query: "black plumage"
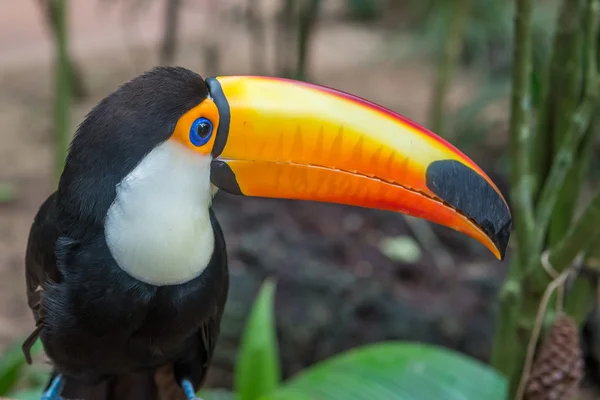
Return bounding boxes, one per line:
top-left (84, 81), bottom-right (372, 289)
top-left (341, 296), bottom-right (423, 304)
top-left (23, 67), bottom-right (229, 400)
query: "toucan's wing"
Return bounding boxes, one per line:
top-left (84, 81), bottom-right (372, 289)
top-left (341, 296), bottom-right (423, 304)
top-left (198, 274), bottom-right (229, 385)
top-left (154, 277), bottom-right (229, 400)
top-left (196, 209), bottom-right (230, 388)
top-left (23, 192), bottom-right (62, 363)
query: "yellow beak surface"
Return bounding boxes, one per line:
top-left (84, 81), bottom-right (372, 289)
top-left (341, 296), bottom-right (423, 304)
top-left (206, 76), bottom-right (512, 260)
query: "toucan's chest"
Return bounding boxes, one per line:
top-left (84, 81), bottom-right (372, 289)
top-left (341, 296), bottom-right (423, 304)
top-left (41, 209), bottom-right (228, 378)
top-left (104, 141), bottom-right (216, 286)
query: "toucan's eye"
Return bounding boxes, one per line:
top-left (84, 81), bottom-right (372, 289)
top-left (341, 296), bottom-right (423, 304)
top-left (189, 117), bottom-right (213, 147)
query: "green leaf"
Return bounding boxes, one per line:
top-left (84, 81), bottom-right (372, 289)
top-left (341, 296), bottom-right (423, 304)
top-left (8, 387), bottom-right (44, 400)
top-left (197, 388), bottom-right (237, 400)
top-left (264, 342), bottom-right (507, 400)
top-left (0, 337), bottom-right (43, 395)
top-left (235, 279), bottom-right (281, 400)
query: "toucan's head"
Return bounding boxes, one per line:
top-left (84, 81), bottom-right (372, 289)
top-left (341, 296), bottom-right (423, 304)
top-left (57, 66), bottom-right (511, 284)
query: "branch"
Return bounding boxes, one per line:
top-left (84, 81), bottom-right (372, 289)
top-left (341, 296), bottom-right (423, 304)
top-left (509, 0), bottom-right (536, 268)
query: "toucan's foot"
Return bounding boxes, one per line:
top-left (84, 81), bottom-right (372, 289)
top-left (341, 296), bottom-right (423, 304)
top-left (41, 374), bottom-right (65, 400)
top-left (181, 378), bottom-right (202, 400)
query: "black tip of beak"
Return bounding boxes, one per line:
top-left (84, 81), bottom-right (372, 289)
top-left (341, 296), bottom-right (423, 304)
top-left (426, 160), bottom-right (512, 259)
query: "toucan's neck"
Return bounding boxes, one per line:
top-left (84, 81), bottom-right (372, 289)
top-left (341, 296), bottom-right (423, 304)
top-left (104, 140), bottom-right (215, 286)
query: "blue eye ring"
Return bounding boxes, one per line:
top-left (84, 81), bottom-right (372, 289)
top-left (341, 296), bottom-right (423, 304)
top-left (189, 117), bottom-right (213, 147)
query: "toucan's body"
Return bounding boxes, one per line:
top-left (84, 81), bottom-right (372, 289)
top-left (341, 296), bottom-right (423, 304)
top-left (25, 193), bottom-right (227, 399)
top-left (23, 67), bottom-right (511, 400)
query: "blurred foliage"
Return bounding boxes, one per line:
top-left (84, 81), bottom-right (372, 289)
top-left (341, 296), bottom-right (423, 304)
top-left (5, 280), bottom-right (507, 399)
top-left (416, 0), bottom-right (556, 153)
top-left (345, 0), bottom-right (383, 21)
top-left (418, 0), bottom-right (555, 76)
top-left (202, 279), bottom-right (507, 400)
top-left (0, 183), bottom-right (15, 204)
top-left (235, 279), bottom-right (280, 400)
top-left (488, 0), bottom-right (600, 397)
top-left (428, 0), bottom-right (472, 137)
top-left (0, 338), bottom-right (46, 399)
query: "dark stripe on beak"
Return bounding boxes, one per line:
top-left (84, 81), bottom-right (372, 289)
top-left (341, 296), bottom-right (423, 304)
top-left (206, 77), bottom-right (231, 158)
top-left (210, 160), bottom-right (243, 195)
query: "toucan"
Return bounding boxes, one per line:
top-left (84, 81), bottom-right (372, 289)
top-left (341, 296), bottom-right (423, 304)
top-left (22, 66), bottom-right (511, 400)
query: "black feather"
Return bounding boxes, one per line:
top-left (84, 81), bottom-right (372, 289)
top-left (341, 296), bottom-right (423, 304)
top-left (24, 66), bottom-right (228, 400)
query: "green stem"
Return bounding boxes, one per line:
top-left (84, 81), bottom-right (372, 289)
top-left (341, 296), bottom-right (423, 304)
top-left (53, 0), bottom-right (70, 186)
top-left (492, 1), bottom-right (600, 397)
top-left (428, 0), bottom-right (472, 136)
top-left (534, 0), bottom-right (599, 252)
top-left (549, 189), bottom-right (600, 271)
top-left (508, 0), bottom-right (536, 268)
top-left (565, 229), bottom-right (600, 323)
top-left (533, 78), bottom-right (599, 254)
top-left (491, 0), bottom-right (535, 389)
top-left (548, 0), bottom-right (589, 247)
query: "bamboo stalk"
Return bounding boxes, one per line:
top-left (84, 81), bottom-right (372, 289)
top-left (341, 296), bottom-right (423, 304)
top-left (531, 0), bottom-right (598, 254)
top-left (548, 0), bottom-right (588, 246)
top-left (492, 1), bottom-right (600, 397)
top-left (564, 231), bottom-right (600, 323)
top-left (508, 0), bottom-right (536, 267)
top-left (533, 70), bottom-right (599, 254)
top-left (490, 0), bottom-right (535, 387)
top-left (549, 188), bottom-right (600, 271)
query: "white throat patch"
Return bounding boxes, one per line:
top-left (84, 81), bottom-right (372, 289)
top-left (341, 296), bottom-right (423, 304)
top-left (105, 140), bottom-right (215, 286)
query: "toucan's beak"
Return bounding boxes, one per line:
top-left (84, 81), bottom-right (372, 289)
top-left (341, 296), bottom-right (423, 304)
top-left (206, 76), bottom-right (512, 260)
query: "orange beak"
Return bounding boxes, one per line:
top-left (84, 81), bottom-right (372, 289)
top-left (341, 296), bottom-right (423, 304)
top-left (207, 76), bottom-right (512, 260)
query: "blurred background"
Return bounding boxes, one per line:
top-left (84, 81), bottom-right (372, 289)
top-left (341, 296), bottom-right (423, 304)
top-left (0, 0), bottom-right (598, 398)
